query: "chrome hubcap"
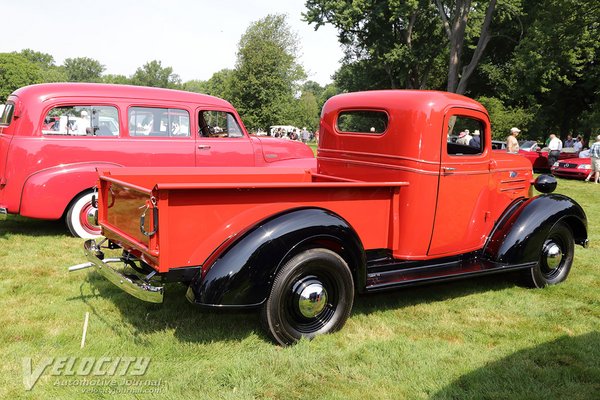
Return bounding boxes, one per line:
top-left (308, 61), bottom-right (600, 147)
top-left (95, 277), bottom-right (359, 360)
top-left (544, 242), bottom-right (563, 270)
top-left (297, 282), bottom-right (328, 318)
top-left (85, 205), bottom-right (98, 228)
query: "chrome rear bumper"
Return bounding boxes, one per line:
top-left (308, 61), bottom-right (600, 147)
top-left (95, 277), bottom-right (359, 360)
top-left (68, 239), bottom-right (164, 303)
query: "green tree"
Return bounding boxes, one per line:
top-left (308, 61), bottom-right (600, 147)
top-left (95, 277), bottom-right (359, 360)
top-left (103, 74), bottom-right (131, 85)
top-left (508, 0), bottom-right (600, 138)
top-left (305, 0), bottom-right (523, 94)
top-left (198, 69), bottom-right (234, 99)
top-left (18, 49), bottom-right (55, 69)
top-left (292, 91), bottom-right (320, 131)
top-left (477, 96), bottom-right (534, 140)
top-left (182, 79), bottom-right (207, 94)
top-left (63, 57), bottom-right (105, 82)
top-left (305, 0), bottom-right (447, 90)
top-left (319, 83), bottom-right (341, 108)
top-left (229, 14), bottom-right (306, 130)
top-left (131, 60), bottom-right (181, 88)
top-left (183, 70), bottom-right (234, 100)
top-left (0, 53), bottom-right (42, 101)
top-left (17, 49), bottom-right (67, 82)
top-left (434, 0), bottom-right (500, 93)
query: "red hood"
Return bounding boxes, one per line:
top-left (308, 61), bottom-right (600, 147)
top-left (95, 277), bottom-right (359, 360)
top-left (252, 136), bottom-right (315, 164)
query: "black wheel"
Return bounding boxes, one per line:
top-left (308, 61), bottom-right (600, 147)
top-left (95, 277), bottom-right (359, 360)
top-left (260, 248), bottom-right (354, 345)
top-left (526, 222), bottom-right (574, 288)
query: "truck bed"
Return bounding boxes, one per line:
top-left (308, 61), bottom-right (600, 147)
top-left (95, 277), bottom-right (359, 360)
top-left (96, 167), bottom-right (408, 273)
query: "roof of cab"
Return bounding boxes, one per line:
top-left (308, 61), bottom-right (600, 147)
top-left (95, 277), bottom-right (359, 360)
top-left (322, 90), bottom-right (487, 115)
top-left (10, 82), bottom-right (233, 108)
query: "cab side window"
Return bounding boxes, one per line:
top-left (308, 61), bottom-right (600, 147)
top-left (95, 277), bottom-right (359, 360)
top-left (446, 115), bottom-right (484, 155)
top-left (129, 107), bottom-right (190, 137)
top-left (198, 111), bottom-right (243, 138)
top-left (42, 106), bottom-right (119, 136)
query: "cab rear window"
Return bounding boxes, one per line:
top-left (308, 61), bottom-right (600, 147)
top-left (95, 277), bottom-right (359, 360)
top-left (336, 110), bottom-right (388, 134)
top-left (0, 103), bottom-right (14, 125)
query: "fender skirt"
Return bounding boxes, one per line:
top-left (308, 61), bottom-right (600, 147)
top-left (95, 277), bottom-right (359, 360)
top-left (483, 194), bottom-right (588, 264)
top-left (186, 208), bottom-right (365, 308)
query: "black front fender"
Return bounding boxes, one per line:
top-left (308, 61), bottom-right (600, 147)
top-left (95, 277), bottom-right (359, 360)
top-left (483, 194), bottom-right (587, 264)
top-left (186, 208), bottom-right (365, 308)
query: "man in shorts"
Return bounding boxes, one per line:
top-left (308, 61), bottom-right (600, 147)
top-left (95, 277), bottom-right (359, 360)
top-left (585, 134), bottom-right (600, 183)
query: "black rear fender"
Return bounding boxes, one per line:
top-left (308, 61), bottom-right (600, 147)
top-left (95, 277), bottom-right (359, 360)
top-left (186, 208), bottom-right (365, 307)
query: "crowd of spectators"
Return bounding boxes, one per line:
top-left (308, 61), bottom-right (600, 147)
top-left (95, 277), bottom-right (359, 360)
top-left (271, 127), bottom-right (317, 143)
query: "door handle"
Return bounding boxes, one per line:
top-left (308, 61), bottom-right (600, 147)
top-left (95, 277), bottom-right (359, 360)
top-left (442, 167), bottom-right (456, 172)
top-left (198, 145), bottom-right (211, 150)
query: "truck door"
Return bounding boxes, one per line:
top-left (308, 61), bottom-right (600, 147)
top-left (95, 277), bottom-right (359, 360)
top-left (196, 110), bottom-right (255, 166)
top-left (428, 109), bottom-right (493, 256)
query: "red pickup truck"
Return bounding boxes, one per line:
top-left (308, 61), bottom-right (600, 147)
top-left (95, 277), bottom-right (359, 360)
top-left (71, 90), bottom-right (588, 345)
top-left (0, 83), bottom-right (314, 237)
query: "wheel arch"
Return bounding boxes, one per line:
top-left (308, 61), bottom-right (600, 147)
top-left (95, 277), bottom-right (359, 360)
top-left (19, 162), bottom-right (121, 219)
top-left (186, 207), bottom-right (366, 308)
top-left (62, 187), bottom-right (95, 219)
top-left (483, 194), bottom-right (587, 264)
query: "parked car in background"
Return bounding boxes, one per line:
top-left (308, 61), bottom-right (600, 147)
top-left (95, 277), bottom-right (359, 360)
top-left (0, 83), bottom-right (315, 238)
top-left (519, 145), bottom-right (579, 171)
top-left (491, 140), bottom-right (506, 150)
top-left (551, 157), bottom-right (592, 180)
top-left (519, 140), bottom-right (540, 152)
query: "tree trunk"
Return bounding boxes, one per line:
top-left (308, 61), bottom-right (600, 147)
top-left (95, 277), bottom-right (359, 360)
top-left (456, 0), bottom-right (497, 94)
top-left (436, 0), bottom-right (497, 94)
top-left (436, 0), bottom-right (471, 93)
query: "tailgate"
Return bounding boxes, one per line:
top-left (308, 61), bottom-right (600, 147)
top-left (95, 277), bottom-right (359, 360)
top-left (97, 175), bottom-right (156, 260)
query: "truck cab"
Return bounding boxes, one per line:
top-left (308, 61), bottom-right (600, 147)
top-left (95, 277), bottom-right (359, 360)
top-left (317, 90), bottom-right (533, 258)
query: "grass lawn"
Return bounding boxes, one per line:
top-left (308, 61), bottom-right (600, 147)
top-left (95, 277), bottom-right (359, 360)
top-left (1, 177), bottom-right (598, 399)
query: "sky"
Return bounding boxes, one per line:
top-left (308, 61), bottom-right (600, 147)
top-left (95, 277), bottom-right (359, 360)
top-left (1, 0), bottom-right (344, 86)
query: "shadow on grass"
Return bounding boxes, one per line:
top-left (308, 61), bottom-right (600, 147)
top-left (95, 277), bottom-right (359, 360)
top-left (73, 275), bottom-right (263, 345)
top-left (431, 332), bottom-right (600, 399)
top-left (74, 268), bottom-right (524, 345)
top-left (0, 215), bottom-right (68, 238)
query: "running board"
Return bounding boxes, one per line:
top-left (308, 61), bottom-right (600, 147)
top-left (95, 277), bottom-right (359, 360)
top-left (365, 258), bottom-right (535, 292)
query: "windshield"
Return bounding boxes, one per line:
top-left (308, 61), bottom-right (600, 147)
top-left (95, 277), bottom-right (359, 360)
top-left (0, 103), bottom-right (14, 125)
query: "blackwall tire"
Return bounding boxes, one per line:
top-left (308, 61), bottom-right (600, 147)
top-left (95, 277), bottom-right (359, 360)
top-left (66, 191), bottom-right (101, 238)
top-left (260, 248), bottom-right (354, 345)
top-left (526, 221), bottom-right (574, 288)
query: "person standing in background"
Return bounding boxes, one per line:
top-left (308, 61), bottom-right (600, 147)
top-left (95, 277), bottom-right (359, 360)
top-left (564, 134), bottom-right (574, 148)
top-left (547, 133), bottom-right (563, 168)
top-left (573, 135), bottom-right (583, 153)
top-left (469, 129), bottom-right (481, 148)
top-left (507, 127), bottom-right (520, 153)
top-left (585, 135), bottom-right (600, 183)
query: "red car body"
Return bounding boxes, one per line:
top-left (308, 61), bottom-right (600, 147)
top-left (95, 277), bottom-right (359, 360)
top-left (72, 90), bottom-right (588, 344)
top-left (518, 146), bottom-right (579, 171)
top-left (551, 157), bottom-right (592, 179)
top-left (0, 83), bottom-right (315, 237)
